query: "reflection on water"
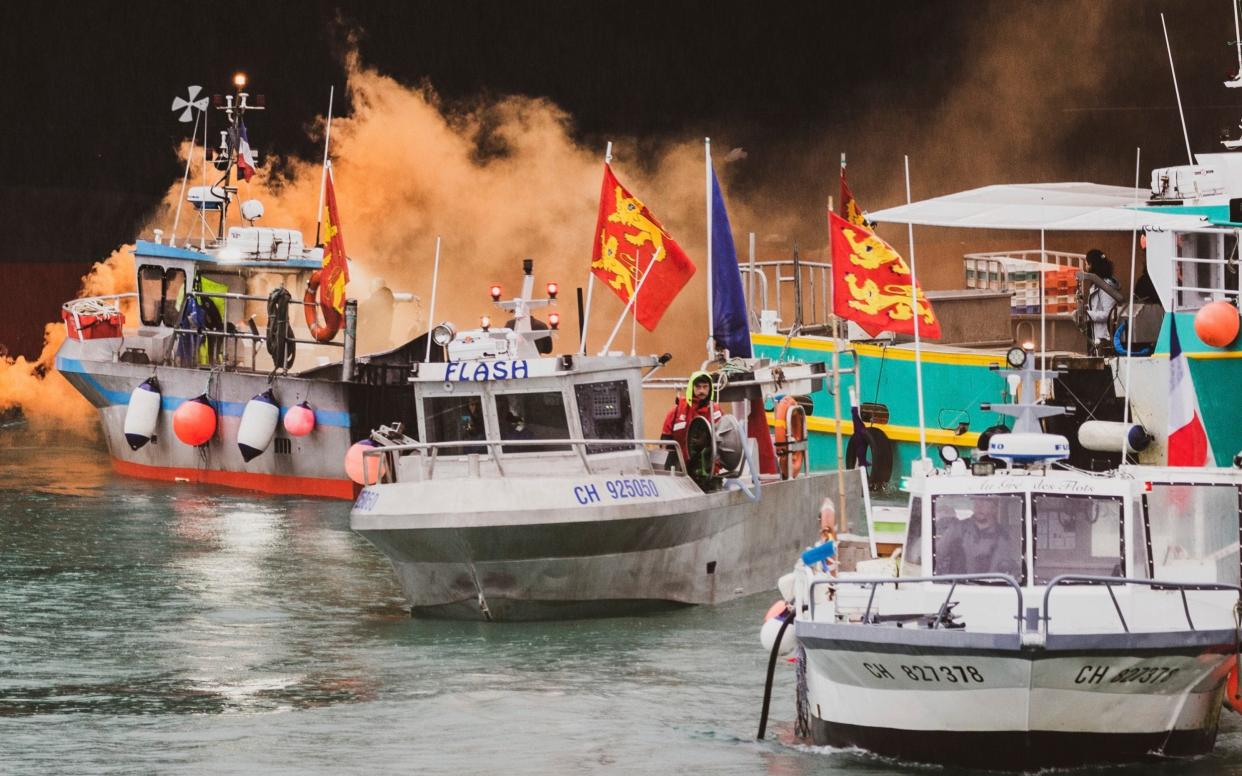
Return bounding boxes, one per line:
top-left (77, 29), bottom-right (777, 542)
top-left (0, 430), bottom-right (1240, 774)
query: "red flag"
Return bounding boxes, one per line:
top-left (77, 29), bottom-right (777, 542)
top-left (320, 167), bottom-right (349, 314)
top-left (839, 165), bottom-right (867, 227)
top-left (829, 211), bottom-right (941, 339)
top-left (590, 164), bottom-right (696, 330)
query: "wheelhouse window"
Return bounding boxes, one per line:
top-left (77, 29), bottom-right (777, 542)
top-left (162, 270), bottom-right (187, 326)
top-left (1032, 494), bottom-right (1123, 584)
top-left (932, 494), bottom-right (1025, 582)
top-left (494, 391), bottom-right (571, 454)
top-left (138, 265), bottom-right (187, 327)
top-left (574, 380), bottom-right (633, 454)
top-left (1144, 484), bottom-right (1241, 586)
top-left (422, 394), bottom-right (486, 456)
top-left (900, 496), bottom-right (923, 577)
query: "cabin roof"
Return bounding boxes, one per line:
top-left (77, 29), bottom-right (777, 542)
top-left (133, 240), bottom-right (321, 270)
top-left (869, 183), bottom-right (1213, 232)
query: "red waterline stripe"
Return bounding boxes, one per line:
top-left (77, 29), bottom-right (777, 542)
top-left (111, 458), bottom-right (359, 500)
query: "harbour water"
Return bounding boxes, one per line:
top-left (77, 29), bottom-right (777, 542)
top-left (3, 433), bottom-right (1241, 774)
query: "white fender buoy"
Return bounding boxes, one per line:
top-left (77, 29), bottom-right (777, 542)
top-left (123, 377), bottom-right (162, 450)
top-left (238, 389), bottom-right (280, 462)
top-left (759, 617), bottom-right (795, 657)
top-left (1078, 420), bottom-right (1150, 454)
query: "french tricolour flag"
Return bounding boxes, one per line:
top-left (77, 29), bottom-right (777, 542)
top-left (236, 121), bottom-right (257, 182)
top-left (1168, 318), bottom-right (1212, 466)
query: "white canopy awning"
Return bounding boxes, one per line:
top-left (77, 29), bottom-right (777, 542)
top-left (867, 183), bottom-right (1213, 231)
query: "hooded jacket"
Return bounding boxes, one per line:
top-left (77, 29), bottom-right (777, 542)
top-left (661, 370), bottom-right (723, 465)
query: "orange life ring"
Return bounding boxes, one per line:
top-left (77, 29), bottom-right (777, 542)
top-left (304, 270), bottom-right (342, 343)
top-left (774, 395), bottom-right (806, 479)
top-left (1227, 664), bottom-right (1242, 715)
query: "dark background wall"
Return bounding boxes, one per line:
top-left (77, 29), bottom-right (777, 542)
top-left (2, 0), bottom-right (1237, 357)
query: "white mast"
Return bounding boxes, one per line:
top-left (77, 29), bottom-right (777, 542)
top-left (1121, 148), bottom-right (1142, 451)
top-left (170, 109), bottom-right (202, 247)
top-left (904, 156), bottom-right (928, 464)
top-left (424, 235), bottom-right (442, 363)
top-left (1161, 13), bottom-right (1195, 165)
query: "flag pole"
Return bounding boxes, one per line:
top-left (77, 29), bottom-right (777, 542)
top-left (424, 235), bottom-right (442, 363)
top-left (1121, 147), bottom-right (1142, 452)
top-left (315, 85), bottom-right (335, 246)
top-left (706, 137), bottom-right (715, 360)
top-left (599, 248), bottom-right (660, 355)
top-left (630, 249), bottom-right (641, 356)
top-left (832, 154), bottom-right (848, 531)
top-left (904, 155), bottom-right (928, 465)
top-left (580, 141), bottom-right (611, 356)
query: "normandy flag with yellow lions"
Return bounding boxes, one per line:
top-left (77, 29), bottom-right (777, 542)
top-left (829, 211), bottom-right (941, 339)
top-left (590, 164), bottom-right (696, 330)
top-left (320, 164), bottom-right (349, 314)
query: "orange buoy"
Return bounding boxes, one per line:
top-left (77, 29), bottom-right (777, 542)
top-left (172, 394), bottom-right (216, 447)
top-left (283, 401), bottom-right (316, 437)
top-left (345, 440), bottom-right (381, 485)
top-left (774, 395), bottom-right (807, 479)
top-left (1193, 301), bottom-right (1239, 348)
top-left (1227, 665), bottom-right (1242, 715)
top-left (304, 270), bottom-right (342, 343)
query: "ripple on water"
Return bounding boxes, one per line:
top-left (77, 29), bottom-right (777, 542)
top-left (4, 438), bottom-right (1242, 774)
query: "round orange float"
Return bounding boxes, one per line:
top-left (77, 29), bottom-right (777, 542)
top-left (345, 439), bottom-right (381, 485)
top-left (1193, 301), bottom-right (1240, 348)
top-left (283, 401), bottom-right (316, 437)
top-left (173, 394), bottom-right (216, 447)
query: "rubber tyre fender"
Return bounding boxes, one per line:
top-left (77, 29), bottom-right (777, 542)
top-left (847, 426), bottom-right (893, 491)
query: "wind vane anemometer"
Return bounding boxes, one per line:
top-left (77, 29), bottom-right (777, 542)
top-left (171, 85), bottom-right (208, 123)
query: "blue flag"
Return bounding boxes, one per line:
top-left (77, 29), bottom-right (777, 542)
top-left (710, 169), bottom-right (752, 358)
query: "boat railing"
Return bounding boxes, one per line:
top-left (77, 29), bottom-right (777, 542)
top-left (360, 437), bottom-right (688, 484)
top-left (809, 573), bottom-right (1025, 635)
top-left (1170, 249), bottom-right (1242, 312)
top-left (65, 289), bottom-right (345, 371)
top-left (1041, 574), bottom-right (1242, 634)
top-left (739, 260), bottom-right (833, 332)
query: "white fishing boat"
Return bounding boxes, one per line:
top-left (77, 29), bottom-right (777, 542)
top-left (349, 259), bottom-right (867, 620)
top-left (769, 346), bottom-right (1242, 769)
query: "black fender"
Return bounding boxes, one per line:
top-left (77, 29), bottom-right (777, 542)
top-left (847, 425), bottom-right (893, 491)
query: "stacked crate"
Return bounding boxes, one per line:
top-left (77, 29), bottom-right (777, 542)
top-left (964, 253), bottom-right (1083, 316)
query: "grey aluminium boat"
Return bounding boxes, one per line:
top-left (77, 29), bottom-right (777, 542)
top-left (351, 266), bottom-right (857, 620)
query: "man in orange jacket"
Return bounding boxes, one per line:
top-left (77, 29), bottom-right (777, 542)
top-left (661, 370), bottom-right (722, 472)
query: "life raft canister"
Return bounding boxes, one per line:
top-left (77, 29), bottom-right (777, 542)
top-left (304, 270), bottom-right (342, 343)
top-left (774, 395), bottom-right (807, 480)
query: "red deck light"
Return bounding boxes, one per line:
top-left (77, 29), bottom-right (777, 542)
top-left (546, 282), bottom-right (559, 300)
top-left (548, 311), bottom-right (560, 330)
top-left (489, 284), bottom-right (502, 302)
